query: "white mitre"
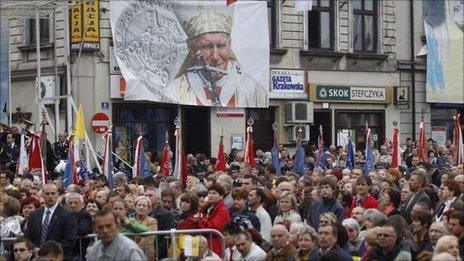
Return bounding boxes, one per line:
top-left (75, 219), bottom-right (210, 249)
top-left (174, 1), bottom-right (234, 39)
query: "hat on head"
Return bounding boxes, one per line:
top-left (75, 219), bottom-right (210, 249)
top-left (175, 1), bottom-right (234, 39)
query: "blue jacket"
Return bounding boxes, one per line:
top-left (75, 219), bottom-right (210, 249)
top-left (306, 197), bottom-right (344, 229)
top-left (310, 244), bottom-right (352, 261)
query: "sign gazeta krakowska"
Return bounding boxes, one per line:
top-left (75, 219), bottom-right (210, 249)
top-left (91, 113), bottom-right (109, 134)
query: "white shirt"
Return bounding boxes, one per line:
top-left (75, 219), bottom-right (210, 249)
top-left (241, 242), bottom-right (267, 261)
top-left (254, 205), bottom-right (272, 242)
top-left (42, 202), bottom-right (58, 224)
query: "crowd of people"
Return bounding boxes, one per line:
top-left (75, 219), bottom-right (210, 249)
top-left (0, 125), bottom-right (464, 261)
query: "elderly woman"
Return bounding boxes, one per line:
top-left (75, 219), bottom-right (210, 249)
top-left (434, 235), bottom-right (461, 260)
top-left (274, 191), bottom-right (302, 225)
top-left (343, 218), bottom-right (362, 251)
top-left (296, 225), bottom-right (317, 261)
top-left (20, 197), bottom-right (41, 232)
top-left (111, 197), bottom-right (148, 234)
top-left (134, 196), bottom-right (157, 260)
top-left (0, 196), bottom-right (23, 238)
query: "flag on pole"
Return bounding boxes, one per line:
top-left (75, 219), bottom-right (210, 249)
top-left (16, 134), bottom-right (28, 176)
top-left (391, 127), bottom-right (400, 168)
top-left (271, 133), bottom-right (282, 177)
top-left (295, 0), bottom-right (313, 12)
top-left (418, 121), bottom-right (428, 162)
top-left (74, 104), bottom-right (86, 177)
top-left (173, 127), bottom-right (188, 185)
top-left (28, 134), bottom-right (47, 185)
top-left (364, 124), bottom-right (374, 174)
top-left (159, 142), bottom-right (171, 177)
top-left (216, 135), bottom-right (226, 172)
top-left (347, 136), bottom-right (355, 169)
top-left (226, 0), bottom-right (237, 6)
top-left (244, 125), bottom-right (255, 168)
top-left (133, 136), bottom-right (151, 178)
top-left (316, 125), bottom-right (324, 168)
top-left (293, 130), bottom-right (305, 176)
top-left (102, 131), bottom-right (114, 190)
top-left (453, 114), bottom-right (464, 165)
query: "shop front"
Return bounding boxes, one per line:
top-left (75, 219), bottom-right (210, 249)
top-left (308, 70), bottom-right (399, 151)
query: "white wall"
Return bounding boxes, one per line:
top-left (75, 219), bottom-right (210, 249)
top-left (210, 108), bottom-right (246, 158)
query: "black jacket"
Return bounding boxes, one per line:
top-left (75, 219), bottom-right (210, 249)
top-left (25, 205), bottom-right (77, 259)
top-left (149, 205), bottom-right (177, 259)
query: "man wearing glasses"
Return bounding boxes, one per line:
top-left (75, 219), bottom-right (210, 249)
top-left (12, 236), bottom-right (35, 261)
top-left (369, 223), bottom-right (412, 260)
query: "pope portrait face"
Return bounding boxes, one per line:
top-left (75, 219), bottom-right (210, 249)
top-left (189, 32), bottom-right (231, 81)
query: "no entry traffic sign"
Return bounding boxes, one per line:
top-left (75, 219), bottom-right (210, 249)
top-left (91, 113), bottom-right (110, 134)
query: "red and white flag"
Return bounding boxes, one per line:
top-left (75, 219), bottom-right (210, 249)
top-left (418, 121), bottom-right (428, 162)
top-left (173, 127), bottom-right (188, 185)
top-left (391, 127), bottom-right (400, 168)
top-left (216, 135), bottom-right (226, 172)
top-left (28, 133), bottom-right (47, 185)
top-left (244, 125), bottom-right (255, 168)
top-left (453, 114), bottom-right (464, 165)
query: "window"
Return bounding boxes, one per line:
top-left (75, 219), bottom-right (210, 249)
top-left (353, 0), bottom-right (377, 52)
top-left (267, 0), bottom-right (277, 49)
top-left (308, 0), bottom-right (334, 50)
top-left (24, 18), bottom-right (51, 46)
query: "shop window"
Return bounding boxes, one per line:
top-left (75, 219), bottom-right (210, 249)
top-left (267, 0), bottom-right (285, 51)
top-left (353, 0), bottom-right (378, 52)
top-left (335, 110), bottom-right (384, 150)
top-left (24, 18), bottom-right (51, 46)
top-left (308, 0), bottom-right (335, 50)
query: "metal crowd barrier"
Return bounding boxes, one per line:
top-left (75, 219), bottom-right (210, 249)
top-left (1, 228), bottom-right (224, 261)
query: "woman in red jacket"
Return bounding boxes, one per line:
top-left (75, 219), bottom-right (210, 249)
top-left (177, 191), bottom-right (200, 229)
top-left (198, 183), bottom-right (231, 257)
top-left (347, 176), bottom-right (379, 217)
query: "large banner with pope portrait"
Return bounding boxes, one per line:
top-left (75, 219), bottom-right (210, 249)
top-left (110, 0), bottom-right (269, 108)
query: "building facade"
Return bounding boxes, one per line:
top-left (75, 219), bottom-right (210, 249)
top-left (5, 0), bottom-right (462, 166)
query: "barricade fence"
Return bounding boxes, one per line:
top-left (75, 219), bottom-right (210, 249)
top-left (1, 228), bottom-right (225, 261)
